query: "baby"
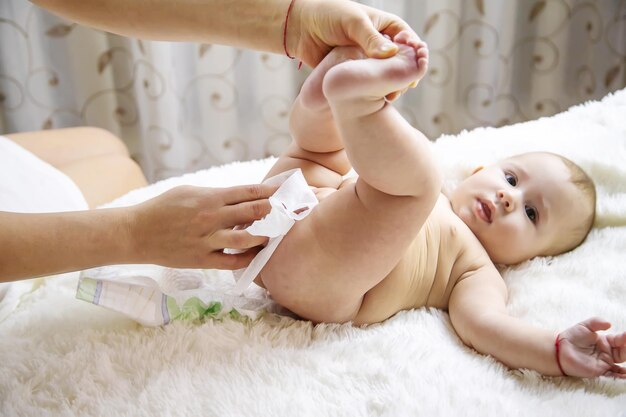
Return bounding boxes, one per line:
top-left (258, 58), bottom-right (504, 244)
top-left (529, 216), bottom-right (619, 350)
top-left (252, 31), bottom-right (625, 378)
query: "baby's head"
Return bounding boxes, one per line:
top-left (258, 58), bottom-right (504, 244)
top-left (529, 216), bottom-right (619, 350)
top-left (448, 152), bottom-right (596, 265)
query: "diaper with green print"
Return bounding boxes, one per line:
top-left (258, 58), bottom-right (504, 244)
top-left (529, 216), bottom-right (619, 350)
top-left (77, 265), bottom-right (279, 326)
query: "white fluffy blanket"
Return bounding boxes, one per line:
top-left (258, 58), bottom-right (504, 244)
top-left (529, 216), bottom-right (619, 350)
top-left (1, 89), bottom-right (625, 416)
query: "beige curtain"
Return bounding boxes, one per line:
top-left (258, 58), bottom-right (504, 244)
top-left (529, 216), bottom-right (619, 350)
top-left (1, 1), bottom-right (624, 181)
top-left (0, 1), bottom-right (302, 181)
top-left (370, 0), bottom-right (626, 139)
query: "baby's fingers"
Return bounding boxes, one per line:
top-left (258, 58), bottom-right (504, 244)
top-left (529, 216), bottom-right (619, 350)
top-left (605, 365), bottom-right (626, 379)
top-left (613, 332), bottom-right (626, 346)
top-left (607, 332), bottom-right (626, 363)
top-left (605, 331), bottom-right (626, 347)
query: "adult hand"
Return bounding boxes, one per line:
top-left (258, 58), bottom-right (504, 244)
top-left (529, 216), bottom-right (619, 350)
top-left (291, 0), bottom-right (420, 67)
top-left (128, 183), bottom-right (277, 270)
top-left (557, 317), bottom-right (626, 378)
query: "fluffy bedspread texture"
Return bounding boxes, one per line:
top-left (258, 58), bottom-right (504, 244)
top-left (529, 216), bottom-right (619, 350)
top-left (1, 89), bottom-right (626, 417)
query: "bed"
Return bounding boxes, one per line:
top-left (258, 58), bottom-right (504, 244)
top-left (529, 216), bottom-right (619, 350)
top-left (0, 88), bottom-right (624, 416)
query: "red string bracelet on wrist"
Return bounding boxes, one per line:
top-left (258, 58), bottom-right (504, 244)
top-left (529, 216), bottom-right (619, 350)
top-left (555, 334), bottom-right (566, 376)
top-left (283, 0), bottom-right (303, 69)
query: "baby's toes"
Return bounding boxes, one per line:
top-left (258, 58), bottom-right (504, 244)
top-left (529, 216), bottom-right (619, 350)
top-left (396, 31), bottom-right (427, 52)
top-left (393, 30), bottom-right (422, 47)
top-left (416, 43), bottom-right (429, 60)
top-left (416, 46), bottom-right (429, 79)
top-left (393, 30), bottom-right (411, 44)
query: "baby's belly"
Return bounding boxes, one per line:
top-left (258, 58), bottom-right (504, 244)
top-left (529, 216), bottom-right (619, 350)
top-left (353, 225), bottom-right (455, 325)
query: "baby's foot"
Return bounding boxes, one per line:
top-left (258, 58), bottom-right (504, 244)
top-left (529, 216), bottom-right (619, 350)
top-left (298, 46), bottom-right (366, 111)
top-left (322, 33), bottom-right (428, 109)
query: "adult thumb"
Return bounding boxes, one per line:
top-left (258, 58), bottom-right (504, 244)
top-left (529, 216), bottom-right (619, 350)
top-left (356, 24), bottom-right (398, 58)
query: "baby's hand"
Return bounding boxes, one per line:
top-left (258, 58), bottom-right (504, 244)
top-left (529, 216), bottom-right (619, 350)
top-left (557, 317), bottom-right (626, 378)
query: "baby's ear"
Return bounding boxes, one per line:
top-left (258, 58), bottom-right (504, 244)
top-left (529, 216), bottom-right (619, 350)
top-left (471, 166), bottom-right (484, 175)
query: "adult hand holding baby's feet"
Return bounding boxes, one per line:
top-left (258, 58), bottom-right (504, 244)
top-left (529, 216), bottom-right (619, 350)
top-left (318, 30), bottom-right (429, 119)
top-left (299, 31), bottom-right (428, 113)
top-left (557, 317), bottom-right (626, 378)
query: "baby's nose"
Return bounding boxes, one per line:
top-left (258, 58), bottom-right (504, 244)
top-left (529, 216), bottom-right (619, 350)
top-left (497, 190), bottom-right (515, 212)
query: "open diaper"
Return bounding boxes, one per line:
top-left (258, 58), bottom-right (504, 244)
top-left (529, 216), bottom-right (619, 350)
top-left (76, 169), bottom-right (318, 326)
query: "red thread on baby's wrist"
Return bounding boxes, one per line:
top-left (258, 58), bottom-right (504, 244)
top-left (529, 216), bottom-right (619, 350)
top-left (283, 0), bottom-right (303, 69)
top-left (555, 334), bottom-right (567, 376)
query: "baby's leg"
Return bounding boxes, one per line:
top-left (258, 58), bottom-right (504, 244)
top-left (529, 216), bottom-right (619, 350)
top-left (286, 41), bottom-right (422, 155)
top-left (291, 46), bottom-right (364, 151)
top-left (263, 47), bottom-right (365, 185)
top-left (260, 38), bottom-right (441, 324)
top-left (323, 38), bottom-right (430, 197)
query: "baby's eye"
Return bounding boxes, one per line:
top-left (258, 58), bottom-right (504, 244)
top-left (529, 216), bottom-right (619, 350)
top-left (505, 172), bottom-right (517, 186)
top-left (525, 206), bottom-right (537, 223)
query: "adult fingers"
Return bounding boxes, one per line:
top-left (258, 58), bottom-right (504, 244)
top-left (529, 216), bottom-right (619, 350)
top-left (364, 8), bottom-right (417, 56)
top-left (205, 248), bottom-right (261, 270)
top-left (219, 199), bottom-right (272, 228)
top-left (217, 183), bottom-right (278, 205)
top-left (348, 8), bottom-right (403, 58)
top-left (211, 228), bottom-right (269, 251)
top-left (358, 24), bottom-right (398, 58)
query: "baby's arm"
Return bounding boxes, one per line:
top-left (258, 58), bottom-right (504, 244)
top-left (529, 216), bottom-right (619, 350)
top-left (449, 267), bottom-right (626, 377)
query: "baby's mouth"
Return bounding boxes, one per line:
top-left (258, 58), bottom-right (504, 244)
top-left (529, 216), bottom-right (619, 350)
top-left (476, 199), bottom-right (492, 223)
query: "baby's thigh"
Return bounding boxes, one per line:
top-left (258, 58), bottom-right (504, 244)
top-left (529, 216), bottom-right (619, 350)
top-left (258, 225), bottom-right (367, 324)
top-left (258, 182), bottom-right (425, 324)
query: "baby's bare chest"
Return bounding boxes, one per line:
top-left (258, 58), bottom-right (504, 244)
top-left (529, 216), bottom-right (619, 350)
top-left (356, 205), bottom-right (470, 323)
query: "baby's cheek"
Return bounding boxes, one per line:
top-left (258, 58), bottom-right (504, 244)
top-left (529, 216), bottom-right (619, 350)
top-left (499, 222), bottom-right (528, 250)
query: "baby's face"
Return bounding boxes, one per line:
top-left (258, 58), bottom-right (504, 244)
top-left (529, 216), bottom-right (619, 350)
top-left (448, 153), bottom-right (585, 265)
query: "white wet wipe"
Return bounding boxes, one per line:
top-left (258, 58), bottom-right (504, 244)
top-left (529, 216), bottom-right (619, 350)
top-left (228, 169), bottom-right (319, 294)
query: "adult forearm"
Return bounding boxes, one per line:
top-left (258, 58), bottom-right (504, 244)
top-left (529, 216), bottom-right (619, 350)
top-left (471, 313), bottom-right (562, 376)
top-left (31, 0), bottom-right (292, 54)
top-left (0, 209), bottom-right (133, 281)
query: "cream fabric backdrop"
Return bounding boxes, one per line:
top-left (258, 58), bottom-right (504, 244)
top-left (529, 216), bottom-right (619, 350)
top-left (1, 0), bottom-right (625, 181)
